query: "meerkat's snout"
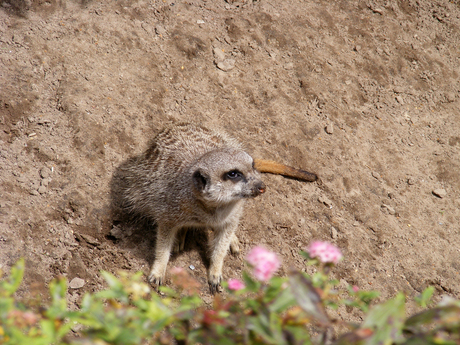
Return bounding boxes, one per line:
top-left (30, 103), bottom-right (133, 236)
top-left (252, 180), bottom-right (266, 196)
top-left (257, 181), bottom-right (266, 194)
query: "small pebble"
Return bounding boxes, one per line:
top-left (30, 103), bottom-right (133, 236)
top-left (110, 225), bottom-right (123, 239)
top-left (213, 47), bottom-right (225, 62)
top-left (189, 265), bottom-right (195, 270)
top-left (216, 59), bottom-right (235, 72)
top-left (395, 95), bottom-right (404, 104)
top-left (80, 234), bottom-right (100, 246)
top-left (330, 227), bottom-right (338, 239)
top-left (40, 167), bottom-right (50, 179)
top-left (325, 123), bottom-right (334, 134)
top-left (69, 277), bottom-right (85, 289)
top-left (445, 92), bottom-right (456, 103)
top-left (196, 19), bottom-right (205, 25)
top-left (432, 189), bottom-right (447, 198)
top-left (393, 86), bottom-right (404, 94)
top-left (407, 177), bottom-right (417, 185)
top-left (38, 185), bottom-right (47, 194)
top-left (381, 204), bottom-right (396, 215)
top-left (318, 195), bottom-right (333, 208)
top-left (155, 25), bottom-right (166, 36)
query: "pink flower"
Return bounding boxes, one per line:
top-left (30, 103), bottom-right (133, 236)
top-left (352, 285), bottom-right (359, 293)
top-left (228, 278), bottom-right (245, 291)
top-left (246, 246), bottom-right (281, 282)
top-left (307, 241), bottom-right (343, 264)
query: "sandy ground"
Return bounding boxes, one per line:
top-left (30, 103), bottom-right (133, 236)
top-left (1, 0), bottom-right (460, 318)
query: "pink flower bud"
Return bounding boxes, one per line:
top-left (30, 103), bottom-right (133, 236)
top-left (307, 241), bottom-right (343, 264)
top-left (246, 246), bottom-right (281, 282)
top-left (228, 278), bottom-right (245, 291)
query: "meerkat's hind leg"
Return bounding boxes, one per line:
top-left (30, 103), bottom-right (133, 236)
top-left (230, 232), bottom-right (240, 255)
top-left (173, 228), bottom-right (188, 254)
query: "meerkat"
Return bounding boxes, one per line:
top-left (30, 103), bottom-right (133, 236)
top-left (113, 122), bottom-right (316, 294)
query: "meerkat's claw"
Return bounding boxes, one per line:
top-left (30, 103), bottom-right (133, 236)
top-left (148, 273), bottom-right (163, 290)
top-left (208, 275), bottom-right (222, 295)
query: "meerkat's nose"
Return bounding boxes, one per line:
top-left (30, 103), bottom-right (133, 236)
top-left (257, 181), bottom-right (266, 194)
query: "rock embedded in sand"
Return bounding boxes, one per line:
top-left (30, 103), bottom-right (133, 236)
top-left (69, 277), bottom-right (85, 289)
top-left (213, 47), bottom-right (225, 62)
top-left (381, 204), bottom-right (396, 215)
top-left (325, 123), bottom-right (334, 134)
top-left (432, 189), bottom-right (447, 198)
top-left (40, 167), bottom-right (50, 179)
top-left (216, 59), bottom-right (235, 72)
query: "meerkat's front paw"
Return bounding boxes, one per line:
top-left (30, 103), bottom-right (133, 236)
top-left (230, 234), bottom-right (240, 255)
top-left (208, 274), bottom-right (223, 295)
top-left (148, 270), bottom-right (164, 290)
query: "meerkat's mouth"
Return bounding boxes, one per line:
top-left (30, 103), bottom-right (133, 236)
top-left (241, 181), bottom-right (266, 198)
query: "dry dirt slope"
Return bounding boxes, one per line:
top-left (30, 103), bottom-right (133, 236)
top-left (1, 0), bottom-right (460, 315)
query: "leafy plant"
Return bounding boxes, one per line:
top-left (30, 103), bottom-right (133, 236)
top-left (1, 242), bottom-right (460, 344)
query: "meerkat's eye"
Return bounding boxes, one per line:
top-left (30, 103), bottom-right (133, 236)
top-left (224, 170), bottom-right (244, 181)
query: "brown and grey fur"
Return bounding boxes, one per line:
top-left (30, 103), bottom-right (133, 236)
top-left (114, 123), bottom-right (266, 293)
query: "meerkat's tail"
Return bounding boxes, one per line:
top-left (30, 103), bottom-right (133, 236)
top-left (254, 159), bottom-right (317, 182)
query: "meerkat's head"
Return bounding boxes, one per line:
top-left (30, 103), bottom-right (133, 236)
top-left (191, 148), bottom-right (266, 206)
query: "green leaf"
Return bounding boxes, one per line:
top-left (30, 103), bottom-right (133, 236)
top-left (414, 286), bottom-right (435, 308)
top-left (100, 271), bottom-right (123, 290)
top-left (47, 277), bottom-right (68, 318)
top-left (268, 286), bottom-right (296, 313)
top-left (158, 285), bottom-right (177, 296)
top-left (50, 277), bottom-right (67, 301)
top-left (405, 305), bottom-right (460, 329)
top-left (362, 293), bottom-right (405, 345)
top-left (289, 271), bottom-right (330, 326)
top-left (96, 271), bottom-right (129, 302)
top-left (247, 314), bottom-right (279, 344)
top-left (242, 271), bottom-right (260, 292)
top-left (282, 325), bottom-right (312, 345)
top-left (263, 277), bottom-right (285, 302)
top-left (1, 258), bottom-right (25, 296)
top-left (40, 319), bottom-right (57, 341)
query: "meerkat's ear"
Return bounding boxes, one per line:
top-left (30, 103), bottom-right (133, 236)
top-left (193, 170), bottom-right (210, 192)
